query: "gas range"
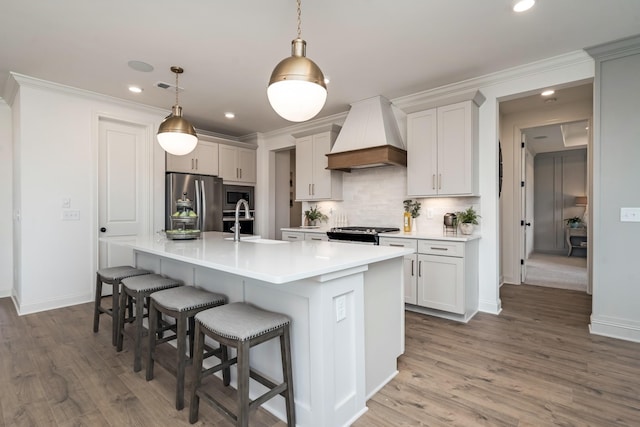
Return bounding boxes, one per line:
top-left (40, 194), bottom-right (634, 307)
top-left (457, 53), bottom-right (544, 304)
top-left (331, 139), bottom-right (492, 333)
top-left (326, 226), bottom-right (400, 245)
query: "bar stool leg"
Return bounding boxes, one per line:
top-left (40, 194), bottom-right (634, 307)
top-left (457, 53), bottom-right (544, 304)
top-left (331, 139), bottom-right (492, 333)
top-left (237, 341), bottom-right (250, 427)
top-left (176, 313), bottom-right (188, 410)
top-left (189, 323), bottom-right (205, 424)
top-left (111, 282), bottom-right (120, 346)
top-left (282, 325), bottom-right (296, 427)
top-left (146, 300), bottom-right (158, 381)
top-left (93, 273), bottom-right (102, 333)
top-left (116, 287), bottom-right (127, 352)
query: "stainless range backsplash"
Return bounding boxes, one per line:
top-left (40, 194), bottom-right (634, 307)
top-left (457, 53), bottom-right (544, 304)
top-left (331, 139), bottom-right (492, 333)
top-left (302, 166), bottom-right (480, 235)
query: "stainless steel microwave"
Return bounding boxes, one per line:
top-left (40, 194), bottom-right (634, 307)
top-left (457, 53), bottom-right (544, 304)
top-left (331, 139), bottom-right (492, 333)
top-left (223, 185), bottom-right (254, 211)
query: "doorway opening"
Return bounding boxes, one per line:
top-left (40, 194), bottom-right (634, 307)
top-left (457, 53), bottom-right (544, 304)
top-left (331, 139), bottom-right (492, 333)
top-left (274, 148), bottom-right (301, 239)
top-left (499, 82), bottom-right (593, 294)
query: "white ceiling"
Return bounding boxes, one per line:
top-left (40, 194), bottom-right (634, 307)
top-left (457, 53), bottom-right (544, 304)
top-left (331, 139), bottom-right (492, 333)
top-left (1, 1), bottom-right (639, 137)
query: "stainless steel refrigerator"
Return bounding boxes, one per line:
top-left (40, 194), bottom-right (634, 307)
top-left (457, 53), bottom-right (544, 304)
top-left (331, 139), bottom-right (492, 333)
top-left (166, 173), bottom-right (223, 231)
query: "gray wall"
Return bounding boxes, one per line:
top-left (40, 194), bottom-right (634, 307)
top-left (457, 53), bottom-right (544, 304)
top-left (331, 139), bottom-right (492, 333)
top-left (533, 149), bottom-right (587, 254)
top-left (588, 36), bottom-right (640, 342)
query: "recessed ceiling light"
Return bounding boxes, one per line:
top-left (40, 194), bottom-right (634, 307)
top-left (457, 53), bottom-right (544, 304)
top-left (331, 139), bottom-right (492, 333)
top-left (128, 86), bottom-right (143, 93)
top-left (541, 89), bottom-right (555, 96)
top-left (224, 112), bottom-right (235, 119)
top-left (513, 0), bottom-right (535, 12)
top-left (128, 60), bottom-right (154, 72)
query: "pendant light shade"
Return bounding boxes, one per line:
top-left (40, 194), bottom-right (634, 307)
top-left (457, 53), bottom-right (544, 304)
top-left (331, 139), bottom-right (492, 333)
top-left (157, 66), bottom-right (198, 155)
top-left (267, 1), bottom-right (327, 122)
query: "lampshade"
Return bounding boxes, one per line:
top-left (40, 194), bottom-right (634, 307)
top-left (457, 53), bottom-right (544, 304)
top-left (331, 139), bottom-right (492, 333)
top-left (267, 0), bottom-right (327, 122)
top-left (575, 196), bottom-right (588, 207)
top-left (157, 66), bottom-right (198, 155)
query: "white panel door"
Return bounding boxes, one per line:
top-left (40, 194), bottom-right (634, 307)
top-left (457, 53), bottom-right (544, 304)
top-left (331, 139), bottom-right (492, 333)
top-left (98, 118), bottom-right (150, 268)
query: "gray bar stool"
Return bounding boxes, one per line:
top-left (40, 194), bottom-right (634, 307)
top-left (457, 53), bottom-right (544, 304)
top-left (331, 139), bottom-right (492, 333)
top-left (93, 266), bottom-right (151, 346)
top-left (116, 274), bottom-right (182, 372)
top-left (189, 302), bottom-right (295, 427)
top-left (146, 286), bottom-right (226, 410)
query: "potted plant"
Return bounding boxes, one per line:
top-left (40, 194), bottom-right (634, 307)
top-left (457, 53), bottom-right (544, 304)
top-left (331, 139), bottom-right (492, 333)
top-left (304, 206), bottom-right (328, 226)
top-left (565, 216), bottom-right (583, 228)
top-left (456, 206), bottom-right (480, 235)
top-left (403, 199), bottom-right (421, 232)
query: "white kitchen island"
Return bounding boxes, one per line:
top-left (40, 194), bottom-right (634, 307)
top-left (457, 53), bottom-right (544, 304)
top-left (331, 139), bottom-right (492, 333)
top-left (107, 232), bottom-right (412, 427)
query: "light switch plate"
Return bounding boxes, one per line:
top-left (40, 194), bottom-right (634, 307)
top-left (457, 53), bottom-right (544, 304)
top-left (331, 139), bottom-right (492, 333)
top-left (620, 207), bottom-right (640, 222)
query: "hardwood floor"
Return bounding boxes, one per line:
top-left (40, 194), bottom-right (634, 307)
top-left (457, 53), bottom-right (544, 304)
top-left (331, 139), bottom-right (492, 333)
top-left (1, 284), bottom-right (639, 426)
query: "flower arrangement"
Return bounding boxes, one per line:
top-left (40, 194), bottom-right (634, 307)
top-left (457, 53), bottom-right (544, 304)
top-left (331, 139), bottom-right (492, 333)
top-left (403, 199), bottom-right (421, 218)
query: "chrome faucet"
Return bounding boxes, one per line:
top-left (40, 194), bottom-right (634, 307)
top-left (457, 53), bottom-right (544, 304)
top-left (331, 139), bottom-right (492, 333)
top-left (231, 198), bottom-right (252, 242)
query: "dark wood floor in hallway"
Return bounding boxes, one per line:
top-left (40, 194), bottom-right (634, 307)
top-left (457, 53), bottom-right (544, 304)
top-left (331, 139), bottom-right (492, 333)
top-left (1, 284), bottom-right (639, 426)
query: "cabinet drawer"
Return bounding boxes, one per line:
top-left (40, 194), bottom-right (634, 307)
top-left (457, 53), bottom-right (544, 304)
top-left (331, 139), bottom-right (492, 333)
top-left (305, 233), bottom-right (328, 242)
top-left (418, 240), bottom-right (464, 257)
top-left (379, 237), bottom-right (418, 252)
top-left (282, 232), bottom-right (304, 241)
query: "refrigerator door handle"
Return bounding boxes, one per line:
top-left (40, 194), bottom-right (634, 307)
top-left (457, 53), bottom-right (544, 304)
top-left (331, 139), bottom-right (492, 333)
top-left (200, 179), bottom-right (207, 231)
top-left (194, 180), bottom-right (202, 230)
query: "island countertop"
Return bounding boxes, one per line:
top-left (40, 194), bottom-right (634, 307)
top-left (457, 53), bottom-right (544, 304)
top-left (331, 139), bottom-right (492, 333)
top-left (110, 231), bottom-right (412, 284)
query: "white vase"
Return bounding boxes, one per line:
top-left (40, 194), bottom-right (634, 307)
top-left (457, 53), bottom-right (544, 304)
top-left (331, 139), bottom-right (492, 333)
top-left (460, 223), bottom-right (474, 235)
top-left (411, 220), bottom-right (418, 234)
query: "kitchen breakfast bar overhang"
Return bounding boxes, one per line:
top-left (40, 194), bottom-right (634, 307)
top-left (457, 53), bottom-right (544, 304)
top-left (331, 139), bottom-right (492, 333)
top-left (104, 232), bottom-right (413, 427)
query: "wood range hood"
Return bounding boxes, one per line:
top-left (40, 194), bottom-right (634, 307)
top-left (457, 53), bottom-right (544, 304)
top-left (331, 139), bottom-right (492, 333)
top-left (326, 95), bottom-right (406, 172)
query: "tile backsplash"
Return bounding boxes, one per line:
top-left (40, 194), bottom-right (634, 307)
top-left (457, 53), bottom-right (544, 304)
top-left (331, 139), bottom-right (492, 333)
top-left (302, 166), bottom-right (481, 235)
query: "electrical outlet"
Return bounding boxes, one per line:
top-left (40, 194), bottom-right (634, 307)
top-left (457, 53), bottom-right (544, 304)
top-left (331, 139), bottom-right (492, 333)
top-left (335, 295), bottom-right (346, 322)
top-left (62, 210), bottom-right (80, 221)
top-left (620, 207), bottom-right (640, 222)
top-left (62, 197), bottom-right (71, 208)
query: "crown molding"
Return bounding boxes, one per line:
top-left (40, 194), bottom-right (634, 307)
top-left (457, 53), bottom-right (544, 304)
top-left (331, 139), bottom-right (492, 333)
top-left (8, 72), bottom-right (168, 116)
top-left (392, 50), bottom-right (593, 112)
top-left (586, 34), bottom-right (640, 61)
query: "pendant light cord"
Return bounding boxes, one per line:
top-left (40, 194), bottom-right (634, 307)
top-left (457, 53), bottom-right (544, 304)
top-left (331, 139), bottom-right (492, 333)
top-left (296, 0), bottom-right (302, 39)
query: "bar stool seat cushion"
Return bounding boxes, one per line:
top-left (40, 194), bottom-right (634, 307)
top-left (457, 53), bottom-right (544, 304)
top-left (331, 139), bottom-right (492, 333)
top-left (121, 274), bottom-right (181, 292)
top-left (152, 286), bottom-right (226, 312)
top-left (195, 302), bottom-right (290, 342)
top-left (97, 266), bottom-right (151, 281)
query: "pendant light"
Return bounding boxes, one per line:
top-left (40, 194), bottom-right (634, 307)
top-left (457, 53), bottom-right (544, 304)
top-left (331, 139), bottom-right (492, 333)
top-left (157, 66), bottom-right (198, 155)
top-left (267, 0), bottom-right (327, 122)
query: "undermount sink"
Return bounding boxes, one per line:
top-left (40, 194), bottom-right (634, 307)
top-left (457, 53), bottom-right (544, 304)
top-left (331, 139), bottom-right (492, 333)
top-left (224, 236), bottom-right (288, 244)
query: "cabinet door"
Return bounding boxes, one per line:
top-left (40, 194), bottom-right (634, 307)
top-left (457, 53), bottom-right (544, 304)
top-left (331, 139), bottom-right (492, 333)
top-left (407, 109), bottom-right (438, 196)
top-left (194, 141), bottom-right (219, 176)
top-left (237, 147), bottom-right (256, 183)
top-left (404, 254), bottom-right (418, 304)
top-left (310, 133), bottom-right (332, 199)
top-left (417, 254), bottom-right (464, 314)
top-left (437, 102), bottom-right (473, 195)
top-left (295, 136), bottom-right (314, 200)
top-left (281, 231), bottom-right (304, 241)
top-left (166, 152), bottom-right (195, 173)
top-left (218, 145), bottom-right (237, 181)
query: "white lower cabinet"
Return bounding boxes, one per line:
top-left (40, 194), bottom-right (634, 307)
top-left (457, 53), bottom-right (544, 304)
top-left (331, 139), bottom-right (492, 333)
top-left (380, 236), bottom-right (479, 322)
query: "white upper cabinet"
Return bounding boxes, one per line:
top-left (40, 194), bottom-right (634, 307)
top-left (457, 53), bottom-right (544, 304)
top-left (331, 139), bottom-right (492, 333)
top-left (407, 98), bottom-right (481, 197)
top-left (219, 144), bottom-right (256, 184)
top-left (294, 125), bottom-right (342, 201)
top-left (166, 139), bottom-right (219, 176)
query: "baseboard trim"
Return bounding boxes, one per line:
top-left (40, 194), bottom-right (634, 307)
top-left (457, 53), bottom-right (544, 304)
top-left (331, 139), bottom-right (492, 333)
top-left (0, 288), bottom-right (11, 298)
top-left (479, 298), bottom-right (502, 315)
top-left (15, 292), bottom-right (93, 316)
top-left (590, 314), bottom-right (640, 343)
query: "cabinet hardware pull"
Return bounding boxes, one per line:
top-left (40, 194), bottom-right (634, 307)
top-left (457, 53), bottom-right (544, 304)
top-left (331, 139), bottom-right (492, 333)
top-left (195, 158), bottom-right (198, 170)
top-left (438, 173), bottom-right (442, 190)
top-left (418, 260), bottom-right (422, 277)
top-left (389, 244), bottom-right (404, 247)
top-left (431, 247), bottom-right (448, 251)
top-left (312, 183), bottom-right (315, 195)
top-left (191, 159), bottom-right (194, 170)
top-left (289, 236), bottom-right (298, 239)
top-left (411, 259), bottom-right (415, 276)
top-left (432, 174), bottom-right (436, 190)
top-left (239, 168), bottom-right (242, 179)
top-left (308, 184), bottom-right (311, 195)
top-left (311, 237), bottom-right (321, 241)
